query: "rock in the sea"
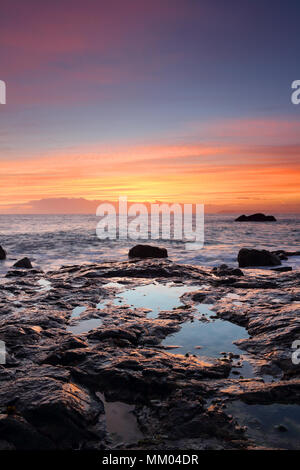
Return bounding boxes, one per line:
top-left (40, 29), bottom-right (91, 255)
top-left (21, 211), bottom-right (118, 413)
top-left (0, 245), bottom-right (6, 260)
top-left (128, 244), bottom-right (168, 259)
top-left (13, 257), bottom-right (33, 269)
top-left (272, 250), bottom-right (300, 259)
top-left (235, 213), bottom-right (276, 222)
top-left (238, 248), bottom-right (281, 267)
top-left (274, 424), bottom-right (288, 433)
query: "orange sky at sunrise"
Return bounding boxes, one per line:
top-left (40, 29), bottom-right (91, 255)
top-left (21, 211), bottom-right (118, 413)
top-left (1, 132), bottom-right (300, 214)
top-left (1, 0), bottom-right (300, 214)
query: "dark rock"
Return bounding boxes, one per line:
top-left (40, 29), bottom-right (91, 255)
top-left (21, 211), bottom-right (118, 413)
top-left (272, 250), bottom-right (300, 259)
top-left (5, 270), bottom-right (28, 278)
top-left (0, 414), bottom-right (55, 450)
top-left (274, 424), bottom-right (288, 432)
top-left (235, 213), bottom-right (276, 222)
top-left (0, 374), bottom-right (105, 449)
top-left (88, 327), bottom-right (138, 345)
top-left (212, 265), bottom-right (244, 277)
top-left (128, 244), bottom-right (168, 259)
top-left (0, 245), bottom-right (6, 260)
top-left (2, 257), bottom-right (300, 450)
top-left (13, 257), bottom-right (32, 269)
top-left (191, 291), bottom-right (207, 302)
top-left (220, 378), bottom-right (300, 404)
top-left (272, 267), bottom-right (292, 272)
top-left (238, 248), bottom-right (281, 267)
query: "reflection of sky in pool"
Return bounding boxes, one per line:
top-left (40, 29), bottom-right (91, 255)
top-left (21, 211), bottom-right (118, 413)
top-left (37, 278), bottom-right (52, 291)
top-left (162, 304), bottom-right (249, 357)
top-left (112, 282), bottom-right (200, 318)
top-left (71, 306), bottom-right (86, 317)
top-left (227, 401), bottom-right (300, 450)
top-left (67, 317), bottom-right (102, 335)
top-left (69, 305), bottom-right (102, 334)
top-left (97, 393), bottom-right (143, 445)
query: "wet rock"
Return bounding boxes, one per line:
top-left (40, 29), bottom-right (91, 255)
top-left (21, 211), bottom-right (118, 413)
top-left (128, 244), bottom-right (168, 259)
top-left (0, 413), bottom-right (55, 450)
top-left (274, 424), bottom-right (288, 432)
top-left (235, 213), bottom-right (276, 222)
top-left (88, 327), bottom-right (139, 345)
top-left (212, 265), bottom-right (244, 277)
top-left (71, 347), bottom-right (231, 402)
top-left (0, 372), bottom-right (105, 449)
top-left (0, 245), bottom-right (6, 260)
top-left (191, 291), bottom-right (207, 302)
top-left (1, 257), bottom-right (300, 450)
top-left (13, 257), bottom-right (33, 269)
top-left (231, 280), bottom-right (278, 289)
top-left (272, 250), bottom-right (300, 259)
top-left (238, 248), bottom-right (281, 267)
top-left (220, 378), bottom-right (300, 404)
top-left (5, 269), bottom-right (35, 278)
top-left (272, 267), bottom-right (292, 272)
top-left (136, 398), bottom-right (247, 446)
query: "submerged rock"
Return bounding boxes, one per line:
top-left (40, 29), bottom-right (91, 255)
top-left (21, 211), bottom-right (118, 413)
top-left (128, 244), bottom-right (168, 259)
top-left (13, 257), bottom-right (32, 269)
top-left (0, 245), bottom-right (6, 260)
top-left (238, 248), bottom-right (281, 267)
top-left (235, 213), bottom-right (277, 222)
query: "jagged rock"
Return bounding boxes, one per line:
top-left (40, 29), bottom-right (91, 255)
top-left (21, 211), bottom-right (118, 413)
top-left (220, 378), bottom-right (300, 405)
top-left (13, 257), bottom-right (32, 269)
top-left (71, 348), bottom-right (231, 402)
top-left (238, 248), bottom-right (281, 267)
top-left (235, 213), bottom-right (276, 222)
top-left (1, 258), bottom-right (300, 450)
top-left (0, 373), bottom-right (105, 449)
top-left (128, 244), bottom-right (168, 259)
top-left (0, 246), bottom-right (6, 260)
top-left (88, 327), bottom-right (138, 344)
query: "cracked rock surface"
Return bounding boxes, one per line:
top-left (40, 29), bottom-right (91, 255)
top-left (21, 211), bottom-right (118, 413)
top-left (0, 259), bottom-right (299, 449)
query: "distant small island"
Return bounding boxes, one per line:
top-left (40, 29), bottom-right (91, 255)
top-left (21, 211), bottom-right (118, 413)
top-left (235, 213), bottom-right (277, 222)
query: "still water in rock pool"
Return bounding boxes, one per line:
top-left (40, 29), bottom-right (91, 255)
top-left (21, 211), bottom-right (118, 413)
top-left (162, 304), bottom-right (248, 357)
top-left (112, 282), bottom-right (202, 318)
top-left (68, 305), bottom-right (102, 334)
top-left (227, 401), bottom-right (300, 450)
top-left (97, 393), bottom-right (143, 446)
top-left (67, 318), bottom-right (103, 335)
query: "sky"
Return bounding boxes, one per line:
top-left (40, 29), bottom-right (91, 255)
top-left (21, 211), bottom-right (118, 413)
top-left (0, 0), bottom-right (300, 213)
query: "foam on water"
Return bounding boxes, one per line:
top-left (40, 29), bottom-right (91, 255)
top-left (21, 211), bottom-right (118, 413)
top-left (0, 214), bottom-right (299, 275)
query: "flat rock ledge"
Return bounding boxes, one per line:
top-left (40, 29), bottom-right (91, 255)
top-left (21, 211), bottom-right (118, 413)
top-left (0, 258), bottom-right (299, 450)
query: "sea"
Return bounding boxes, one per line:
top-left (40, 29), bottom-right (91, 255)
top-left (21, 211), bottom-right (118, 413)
top-left (0, 213), bottom-right (299, 277)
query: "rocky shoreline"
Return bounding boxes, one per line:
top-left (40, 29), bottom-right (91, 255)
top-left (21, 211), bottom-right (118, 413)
top-left (0, 257), bottom-right (300, 450)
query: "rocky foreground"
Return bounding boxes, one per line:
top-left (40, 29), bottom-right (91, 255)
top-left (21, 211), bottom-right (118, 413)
top-left (0, 258), bottom-right (300, 450)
